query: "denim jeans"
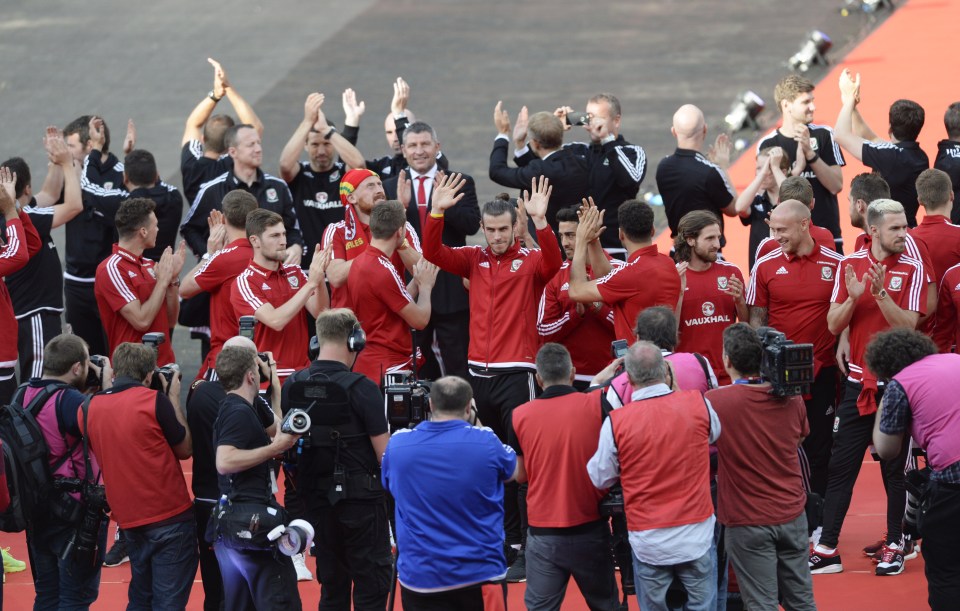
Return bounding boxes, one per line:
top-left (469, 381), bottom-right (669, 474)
top-left (124, 519), bottom-right (198, 611)
top-left (524, 523), bottom-right (619, 611)
top-left (632, 548), bottom-right (716, 611)
top-left (26, 516), bottom-right (107, 610)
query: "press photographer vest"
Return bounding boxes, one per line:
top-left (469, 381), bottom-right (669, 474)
top-left (610, 390), bottom-right (713, 532)
top-left (895, 354), bottom-right (960, 472)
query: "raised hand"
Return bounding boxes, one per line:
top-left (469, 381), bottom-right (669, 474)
top-left (396, 169), bottom-right (412, 209)
top-left (839, 68), bottom-right (860, 106)
top-left (391, 77), bottom-right (410, 116)
top-left (171, 241), bottom-right (188, 277)
top-left (430, 172), bottom-right (466, 214)
top-left (88, 117), bottom-right (106, 151)
top-left (0, 166), bottom-right (16, 204)
top-left (342, 88), bottom-right (366, 124)
top-left (576, 204), bottom-right (605, 246)
top-left (844, 264), bottom-right (867, 301)
top-left (206, 221), bottom-right (227, 255)
top-left (722, 275), bottom-right (745, 303)
top-left (494, 101), bottom-right (511, 135)
top-left (867, 262), bottom-right (886, 297)
top-left (553, 106), bottom-right (575, 131)
top-left (208, 57), bottom-right (229, 94)
top-left (123, 119), bottom-right (137, 155)
top-left (520, 176), bottom-right (552, 228)
top-left (708, 133), bottom-right (732, 169)
top-left (793, 124), bottom-right (813, 160)
top-left (155, 247), bottom-right (175, 286)
top-left (304, 92), bottom-right (324, 125)
top-left (44, 127), bottom-right (72, 166)
top-left (676, 261), bottom-right (688, 293)
top-left (513, 106), bottom-right (529, 148)
top-left (308, 243), bottom-right (333, 285)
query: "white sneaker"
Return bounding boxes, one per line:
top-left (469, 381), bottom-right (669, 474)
top-left (292, 552), bottom-right (313, 582)
top-left (809, 526), bottom-right (822, 546)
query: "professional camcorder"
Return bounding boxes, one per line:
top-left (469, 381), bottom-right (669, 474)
top-left (54, 478), bottom-right (109, 576)
top-left (141, 333), bottom-right (181, 394)
top-left (756, 327), bottom-right (814, 397)
top-left (384, 374), bottom-right (432, 429)
top-left (238, 316), bottom-right (270, 383)
top-left (598, 488), bottom-right (635, 599)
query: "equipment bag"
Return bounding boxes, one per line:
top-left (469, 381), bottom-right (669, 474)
top-left (0, 382), bottom-right (69, 532)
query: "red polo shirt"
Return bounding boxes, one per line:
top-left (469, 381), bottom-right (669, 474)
top-left (595, 244), bottom-right (682, 342)
top-left (193, 238), bottom-right (253, 377)
top-left (347, 245), bottom-right (418, 383)
top-left (231, 260), bottom-right (311, 380)
top-left (908, 214), bottom-right (960, 283)
top-left (676, 260), bottom-right (745, 386)
top-left (831, 248), bottom-right (926, 382)
top-left (95, 245), bottom-right (175, 365)
top-left (747, 244), bottom-right (842, 376)
top-left (755, 224), bottom-right (836, 261)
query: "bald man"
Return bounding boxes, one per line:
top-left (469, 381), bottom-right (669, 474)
top-left (746, 200), bottom-right (843, 500)
top-left (656, 104), bottom-right (738, 241)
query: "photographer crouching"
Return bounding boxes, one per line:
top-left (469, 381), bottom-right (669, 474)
top-left (212, 344), bottom-right (302, 610)
top-left (382, 376), bottom-right (518, 610)
top-left (80, 342), bottom-right (197, 610)
top-left (22, 333), bottom-right (112, 609)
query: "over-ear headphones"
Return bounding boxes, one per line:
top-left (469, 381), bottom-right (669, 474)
top-left (348, 322), bottom-right (366, 353)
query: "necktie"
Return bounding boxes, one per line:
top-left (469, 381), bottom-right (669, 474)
top-left (416, 175), bottom-right (428, 229)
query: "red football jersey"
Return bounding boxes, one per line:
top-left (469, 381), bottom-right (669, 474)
top-left (231, 261), bottom-right (311, 380)
top-left (95, 245), bottom-right (176, 365)
top-left (831, 249), bottom-right (926, 382)
top-left (747, 244), bottom-right (843, 375)
top-left (933, 262), bottom-right (960, 353)
top-left (595, 244), bottom-right (682, 342)
top-left (908, 215), bottom-right (960, 283)
top-left (676, 260), bottom-right (745, 386)
top-left (193, 238), bottom-right (253, 377)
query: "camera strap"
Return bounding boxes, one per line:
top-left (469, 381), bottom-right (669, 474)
top-left (79, 397), bottom-right (102, 486)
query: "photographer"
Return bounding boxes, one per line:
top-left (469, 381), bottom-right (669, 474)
top-left (213, 344), bottom-right (301, 610)
top-left (80, 342), bottom-right (197, 609)
top-left (509, 343), bottom-right (619, 610)
top-left (867, 329), bottom-right (960, 610)
top-left (383, 376), bottom-right (518, 610)
top-left (280, 308), bottom-right (392, 610)
top-left (588, 341), bottom-right (720, 611)
top-left (23, 333), bottom-right (112, 609)
top-left (186, 335), bottom-right (281, 610)
top-left (705, 323), bottom-right (816, 610)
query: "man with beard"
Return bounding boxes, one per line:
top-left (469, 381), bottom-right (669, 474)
top-left (758, 75), bottom-right (845, 251)
top-left (746, 201), bottom-right (843, 498)
top-left (322, 168), bottom-right (421, 309)
top-left (673, 210), bottom-right (747, 386)
top-left (279, 92), bottom-right (365, 268)
top-left (811, 200), bottom-right (926, 577)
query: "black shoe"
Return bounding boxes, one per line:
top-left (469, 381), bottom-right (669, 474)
top-left (103, 536), bottom-right (129, 567)
top-left (506, 550), bottom-right (526, 583)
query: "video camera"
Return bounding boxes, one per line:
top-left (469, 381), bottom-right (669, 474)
top-left (141, 333), bottom-right (181, 394)
top-left (53, 478), bottom-right (109, 575)
top-left (756, 327), bottom-right (814, 397)
top-left (85, 355), bottom-right (106, 391)
top-left (384, 373), bottom-right (432, 429)
top-left (238, 316), bottom-right (270, 383)
top-left (598, 487), bottom-right (635, 601)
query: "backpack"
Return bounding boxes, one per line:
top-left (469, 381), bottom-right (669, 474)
top-left (0, 382), bottom-right (69, 532)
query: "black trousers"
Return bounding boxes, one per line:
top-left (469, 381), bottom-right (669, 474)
top-left (17, 311), bottom-right (62, 381)
top-left (469, 371), bottom-right (537, 548)
top-left (194, 500), bottom-right (223, 611)
top-left (64, 280), bottom-right (107, 357)
top-left (802, 365), bottom-right (840, 498)
top-left (922, 481), bottom-right (960, 610)
top-left (414, 310), bottom-right (470, 380)
top-left (213, 544), bottom-right (301, 611)
top-left (305, 499), bottom-right (392, 611)
top-left (819, 381), bottom-right (909, 549)
top-left (400, 581), bottom-right (506, 611)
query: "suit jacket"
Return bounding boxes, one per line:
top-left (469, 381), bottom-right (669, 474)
top-left (383, 170), bottom-right (480, 314)
top-left (489, 138), bottom-right (590, 228)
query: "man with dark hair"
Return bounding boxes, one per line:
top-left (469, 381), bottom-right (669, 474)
top-left (934, 102), bottom-right (960, 224)
top-left (22, 333), bottom-right (112, 609)
top-left (758, 74), bottom-right (845, 251)
top-left (509, 344), bottom-right (619, 610)
top-left (383, 121), bottom-right (479, 379)
top-left (705, 324), bottom-right (815, 611)
top-left (181, 58), bottom-right (264, 203)
top-left (568, 200), bottom-right (681, 343)
top-left (185, 335), bottom-right (281, 610)
top-left (657, 104), bottom-right (737, 241)
top-left (94, 198), bottom-right (185, 366)
top-left (747, 200), bottom-right (843, 499)
top-left (673, 210), bottom-right (747, 386)
top-left (346, 200), bottom-right (438, 383)
top-left (80, 342), bottom-right (196, 609)
top-left (281, 308), bottom-right (392, 610)
top-left (424, 174), bottom-right (561, 575)
top-left (538, 205), bottom-right (618, 389)
top-left (589, 341), bottom-right (721, 611)
top-left (383, 375), bottom-right (518, 609)
top-left (213, 344), bottom-right (302, 610)
top-left (231, 209), bottom-right (329, 382)
top-left (3, 131), bottom-right (84, 380)
top-left (835, 69), bottom-right (929, 227)
top-left (279, 92), bottom-right (365, 268)
top-left (183, 123), bottom-right (303, 266)
top-left (866, 329), bottom-right (960, 609)
top-left (814, 199), bottom-right (926, 576)
top-left (490, 104), bottom-right (590, 227)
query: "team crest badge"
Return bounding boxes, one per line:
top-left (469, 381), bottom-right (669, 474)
top-left (821, 266), bottom-right (833, 281)
top-left (329, 170), bottom-right (340, 182)
top-left (716, 276), bottom-right (728, 291)
top-left (315, 192), bottom-right (329, 204)
top-left (266, 188), bottom-right (279, 203)
top-left (889, 277), bottom-right (903, 291)
top-left (809, 138), bottom-right (819, 151)
top-left (288, 275), bottom-right (300, 289)
top-left (510, 260), bottom-right (523, 272)
top-left (104, 182), bottom-right (113, 190)
top-left (702, 301), bottom-right (716, 317)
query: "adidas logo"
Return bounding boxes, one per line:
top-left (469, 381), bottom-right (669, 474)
top-left (479, 261), bottom-right (490, 268)
top-left (776, 266), bottom-right (789, 275)
top-left (261, 283), bottom-right (271, 290)
top-left (127, 271), bottom-right (136, 278)
top-left (955, 283), bottom-right (960, 291)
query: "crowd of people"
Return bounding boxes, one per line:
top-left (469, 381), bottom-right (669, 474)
top-left (0, 56), bottom-right (958, 611)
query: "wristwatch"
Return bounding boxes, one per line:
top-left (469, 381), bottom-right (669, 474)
top-left (208, 90), bottom-right (222, 103)
top-left (323, 126), bottom-right (337, 140)
top-left (875, 288), bottom-right (888, 301)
